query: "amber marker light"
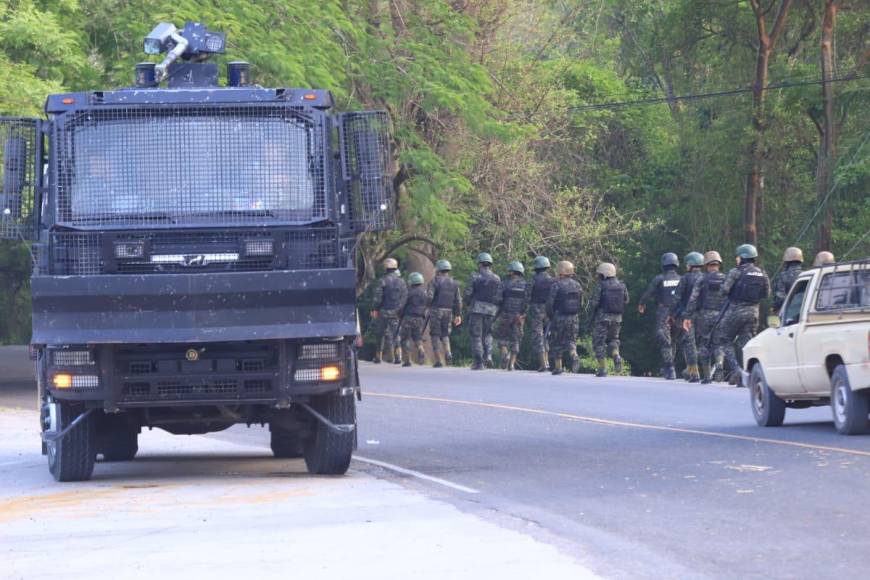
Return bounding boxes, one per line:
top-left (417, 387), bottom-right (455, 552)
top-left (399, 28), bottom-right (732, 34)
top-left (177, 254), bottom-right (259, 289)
top-left (53, 374), bottom-right (72, 389)
top-left (320, 365), bottom-right (341, 381)
top-left (303, 93), bottom-right (317, 101)
top-left (62, 98), bottom-right (75, 105)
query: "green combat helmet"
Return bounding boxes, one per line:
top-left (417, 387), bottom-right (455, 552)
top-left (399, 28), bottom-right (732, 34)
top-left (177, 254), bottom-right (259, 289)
top-left (408, 272), bottom-right (424, 285)
top-left (736, 244), bottom-right (758, 259)
top-left (685, 252), bottom-right (704, 267)
top-left (476, 252), bottom-right (493, 265)
top-left (435, 259), bottom-right (452, 272)
top-left (532, 256), bottom-right (551, 270)
top-left (596, 262), bottom-right (617, 278)
top-left (507, 261), bottom-right (525, 275)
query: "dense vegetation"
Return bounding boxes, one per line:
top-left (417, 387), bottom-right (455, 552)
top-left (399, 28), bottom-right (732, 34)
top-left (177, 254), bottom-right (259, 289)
top-left (1, 0), bottom-right (867, 373)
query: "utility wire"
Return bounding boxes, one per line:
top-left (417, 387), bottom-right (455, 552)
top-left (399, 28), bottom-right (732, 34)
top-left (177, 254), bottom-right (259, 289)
top-left (569, 73), bottom-right (869, 111)
top-left (841, 229), bottom-right (870, 261)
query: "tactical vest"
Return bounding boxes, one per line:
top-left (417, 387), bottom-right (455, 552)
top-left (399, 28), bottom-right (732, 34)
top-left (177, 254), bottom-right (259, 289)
top-left (677, 271), bottom-right (703, 311)
top-left (530, 272), bottom-right (555, 304)
top-left (431, 276), bottom-right (458, 309)
top-left (555, 282), bottom-right (581, 315)
top-left (731, 265), bottom-right (766, 304)
top-left (501, 282), bottom-right (527, 314)
top-left (380, 275), bottom-right (405, 310)
top-left (700, 271), bottom-right (726, 311)
top-left (600, 279), bottom-right (626, 314)
top-left (473, 272), bottom-right (501, 305)
top-left (657, 272), bottom-right (680, 306)
top-left (404, 287), bottom-right (427, 317)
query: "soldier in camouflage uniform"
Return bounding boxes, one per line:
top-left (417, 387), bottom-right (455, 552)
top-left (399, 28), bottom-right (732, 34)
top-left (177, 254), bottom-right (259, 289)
top-left (464, 252), bottom-right (501, 370)
top-left (638, 253), bottom-right (681, 379)
top-left (427, 259), bottom-right (462, 368)
top-left (546, 261), bottom-right (583, 375)
top-left (526, 256), bottom-right (555, 372)
top-left (400, 272), bottom-right (429, 366)
top-left (590, 262), bottom-right (629, 377)
top-left (496, 261), bottom-right (529, 371)
top-left (713, 244), bottom-right (770, 384)
top-left (371, 258), bottom-right (407, 364)
top-left (813, 251), bottom-right (835, 267)
top-left (671, 252), bottom-right (705, 383)
top-left (772, 247), bottom-right (803, 313)
top-left (684, 251), bottom-right (726, 383)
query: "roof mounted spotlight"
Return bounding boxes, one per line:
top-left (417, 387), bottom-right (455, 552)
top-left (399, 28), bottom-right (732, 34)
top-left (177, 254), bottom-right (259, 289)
top-left (144, 21), bottom-right (227, 83)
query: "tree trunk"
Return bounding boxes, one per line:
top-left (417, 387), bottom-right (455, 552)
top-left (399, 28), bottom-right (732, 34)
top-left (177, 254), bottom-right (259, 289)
top-left (816, 0), bottom-right (837, 252)
top-left (745, 0), bottom-right (794, 246)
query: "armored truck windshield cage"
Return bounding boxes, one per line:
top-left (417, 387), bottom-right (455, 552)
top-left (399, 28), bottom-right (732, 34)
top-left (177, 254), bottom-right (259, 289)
top-left (0, 118), bottom-right (39, 239)
top-left (54, 105), bottom-right (328, 227)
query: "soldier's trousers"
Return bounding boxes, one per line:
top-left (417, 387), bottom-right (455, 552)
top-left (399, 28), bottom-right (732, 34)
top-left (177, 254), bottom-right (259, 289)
top-left (714, 305), bottom-right (759, 372)
top-left (694, 310), bottom-right (721, 367)
top-left (400, 316), bottom-right (426, 364)
top-left (374, 312), bottom-right (401, 362)
top-left (495, 313), bottom-right (524, 355)
top-left (654, 306), bottom-right (678, 365)
top-left (469, 313), bottom-right (495, 361)
top-left (676, 319), bottom-right (698, 367)
top-left (592, 314), bottom-right (622, 359)
top-left (548, 314), bottom-right (579, 362)
top-left (528, 304), bottom-right (549, 358)
top-left (429, 308), bottom-right (454, 360)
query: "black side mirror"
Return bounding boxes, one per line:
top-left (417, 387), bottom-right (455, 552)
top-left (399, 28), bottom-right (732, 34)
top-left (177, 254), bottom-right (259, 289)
top-left (2, 136), bottom-right (28, 219)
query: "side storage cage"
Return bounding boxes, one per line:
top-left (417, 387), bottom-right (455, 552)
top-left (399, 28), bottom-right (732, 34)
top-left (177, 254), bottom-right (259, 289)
top-left (1, 117), bottom-right (41, 239)
top-left (339, 111), bottom-right (394, 232)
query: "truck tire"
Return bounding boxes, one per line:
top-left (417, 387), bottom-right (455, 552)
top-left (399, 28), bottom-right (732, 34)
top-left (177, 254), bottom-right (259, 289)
top-left (47, 403), bottom-right (96, 482)
top-left (270, 428), bottom-right (304, 459)
top-left (100, 427), bottom-right (139, 462)
top-left (749, 363), bottom-right (786, 427)
top-left (831, 364), bottom-right (869, 435)
top-left (304, 392), bottom-right (355, 475)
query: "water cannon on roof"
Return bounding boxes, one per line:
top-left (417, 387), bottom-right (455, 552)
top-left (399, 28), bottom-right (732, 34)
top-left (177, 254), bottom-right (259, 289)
top-left (143, 21), bottom-right (227, 83)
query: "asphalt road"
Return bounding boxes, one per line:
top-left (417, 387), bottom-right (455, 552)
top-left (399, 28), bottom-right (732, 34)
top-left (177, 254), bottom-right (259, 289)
top-left (346, 364), bottom-right (870, 579)
top-left (4, 347), bottom-right (869, 578)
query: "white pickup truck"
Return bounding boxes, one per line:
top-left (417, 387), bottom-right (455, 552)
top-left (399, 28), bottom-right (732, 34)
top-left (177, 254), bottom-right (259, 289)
top-left (742, 260), bottom-right (870, 434)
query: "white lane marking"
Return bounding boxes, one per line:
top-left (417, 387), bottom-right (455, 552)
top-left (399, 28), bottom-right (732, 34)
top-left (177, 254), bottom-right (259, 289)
top-left (353, 455), bottom-right (481, 494)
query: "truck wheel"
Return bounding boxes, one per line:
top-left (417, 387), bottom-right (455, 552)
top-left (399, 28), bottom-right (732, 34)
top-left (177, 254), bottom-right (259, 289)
top-left (100, 426), bottom-right (139, 462)
top-left (304, 392), bottom-right (355, 475)
top-left (749, 363), bottom-right (786, 427)
top-left (831, 365), bottom-right (869, 435)
top-left (270, 428), bottom-right (304, 459)
top-left (47, 403), bottom-right (96, 482)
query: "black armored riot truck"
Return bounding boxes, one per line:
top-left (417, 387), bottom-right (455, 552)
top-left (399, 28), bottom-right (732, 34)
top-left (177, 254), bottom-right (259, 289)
top-left (0, 22), bottom-right (393, 481)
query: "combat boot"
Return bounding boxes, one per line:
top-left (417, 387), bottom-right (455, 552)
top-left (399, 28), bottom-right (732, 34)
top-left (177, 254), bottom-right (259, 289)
top-left (471, 356), bottom-right (484, 371)
top-left (393, 348), bottom-right (402, 365)
top-left (432, 349), bottom-right (442, 368)
top-left (551, 358), bottom-right (563, 376)
top-left (417, 347), bottom-right (426, 366)
top-left (595, 358), bottom-right (607, 378)
top-left (373, 350), bottom-right (382, 364)
top-left (687, 365), bottom-right (701, 383)
top-left (444, 343), bottom-right (453, 366)
top-left (485, 356), bottom-right (494, 369)
top-left (613, 355), bottom-right (623, 373)
top-left (700, 363), bottom-right (712, 384)
top-left (664, 364), bottom-right (677, 380)
top-left (710, 360), bottom-right (724, 382)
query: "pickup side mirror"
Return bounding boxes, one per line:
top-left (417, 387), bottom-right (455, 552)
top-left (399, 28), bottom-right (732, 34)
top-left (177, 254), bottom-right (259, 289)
top-left (1, 118), bottom-right (40, 240)
top-left (338, 111), bottom-right (394, 233)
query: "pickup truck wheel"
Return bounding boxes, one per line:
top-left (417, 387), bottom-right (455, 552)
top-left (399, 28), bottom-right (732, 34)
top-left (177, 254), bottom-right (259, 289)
top-left (749, 364), bottom-right (786, 427)
top-left (831, 365), bottom-right (869, 435)
top-left (47, 403), bottom-right (96, 482)
top-left (100, 426), bottom-right (139, 462)
top-left (270, 428), bottom-right (304, 459)
top-left (304, 392), bottom-right (355, 475)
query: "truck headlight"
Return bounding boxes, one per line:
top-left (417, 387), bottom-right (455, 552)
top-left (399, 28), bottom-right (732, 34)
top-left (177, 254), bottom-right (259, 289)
top-left (244, 238), bottom-right (274, 256)
top-left (115, 240), bottom-right (145, 259)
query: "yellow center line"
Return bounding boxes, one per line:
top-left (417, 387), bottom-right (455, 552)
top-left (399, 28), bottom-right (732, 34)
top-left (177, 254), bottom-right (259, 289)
top-left (367, 391), bottom-right (870, 458)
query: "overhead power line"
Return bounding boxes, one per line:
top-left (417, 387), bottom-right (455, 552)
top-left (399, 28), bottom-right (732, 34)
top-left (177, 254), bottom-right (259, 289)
top-left (569, 73), bottom-right (869, 112)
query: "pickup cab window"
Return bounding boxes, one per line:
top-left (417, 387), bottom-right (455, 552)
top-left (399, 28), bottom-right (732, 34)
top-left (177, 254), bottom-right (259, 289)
top-left (816, 270), bottom-right (870, 311)
top-left (782, 279), bottom-right (809, 326)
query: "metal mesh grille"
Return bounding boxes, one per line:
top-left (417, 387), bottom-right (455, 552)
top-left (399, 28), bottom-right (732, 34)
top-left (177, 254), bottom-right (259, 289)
top-left (287, 229), bottom-right (340, 269)
top-left (156, 381), bottom-right (239, 397)
top-left (50, 232), bottom-right (104, 275)
top-left (340, 111), bottom-right (394, 232)
top-left (299, 342), bottom-right (341, 360)
top-left (1, 118), bottom-right (38, 239)
top-left (55, 106), bottom-right (327, 226)
top-left (51, 350), bottom-right (94, 366)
